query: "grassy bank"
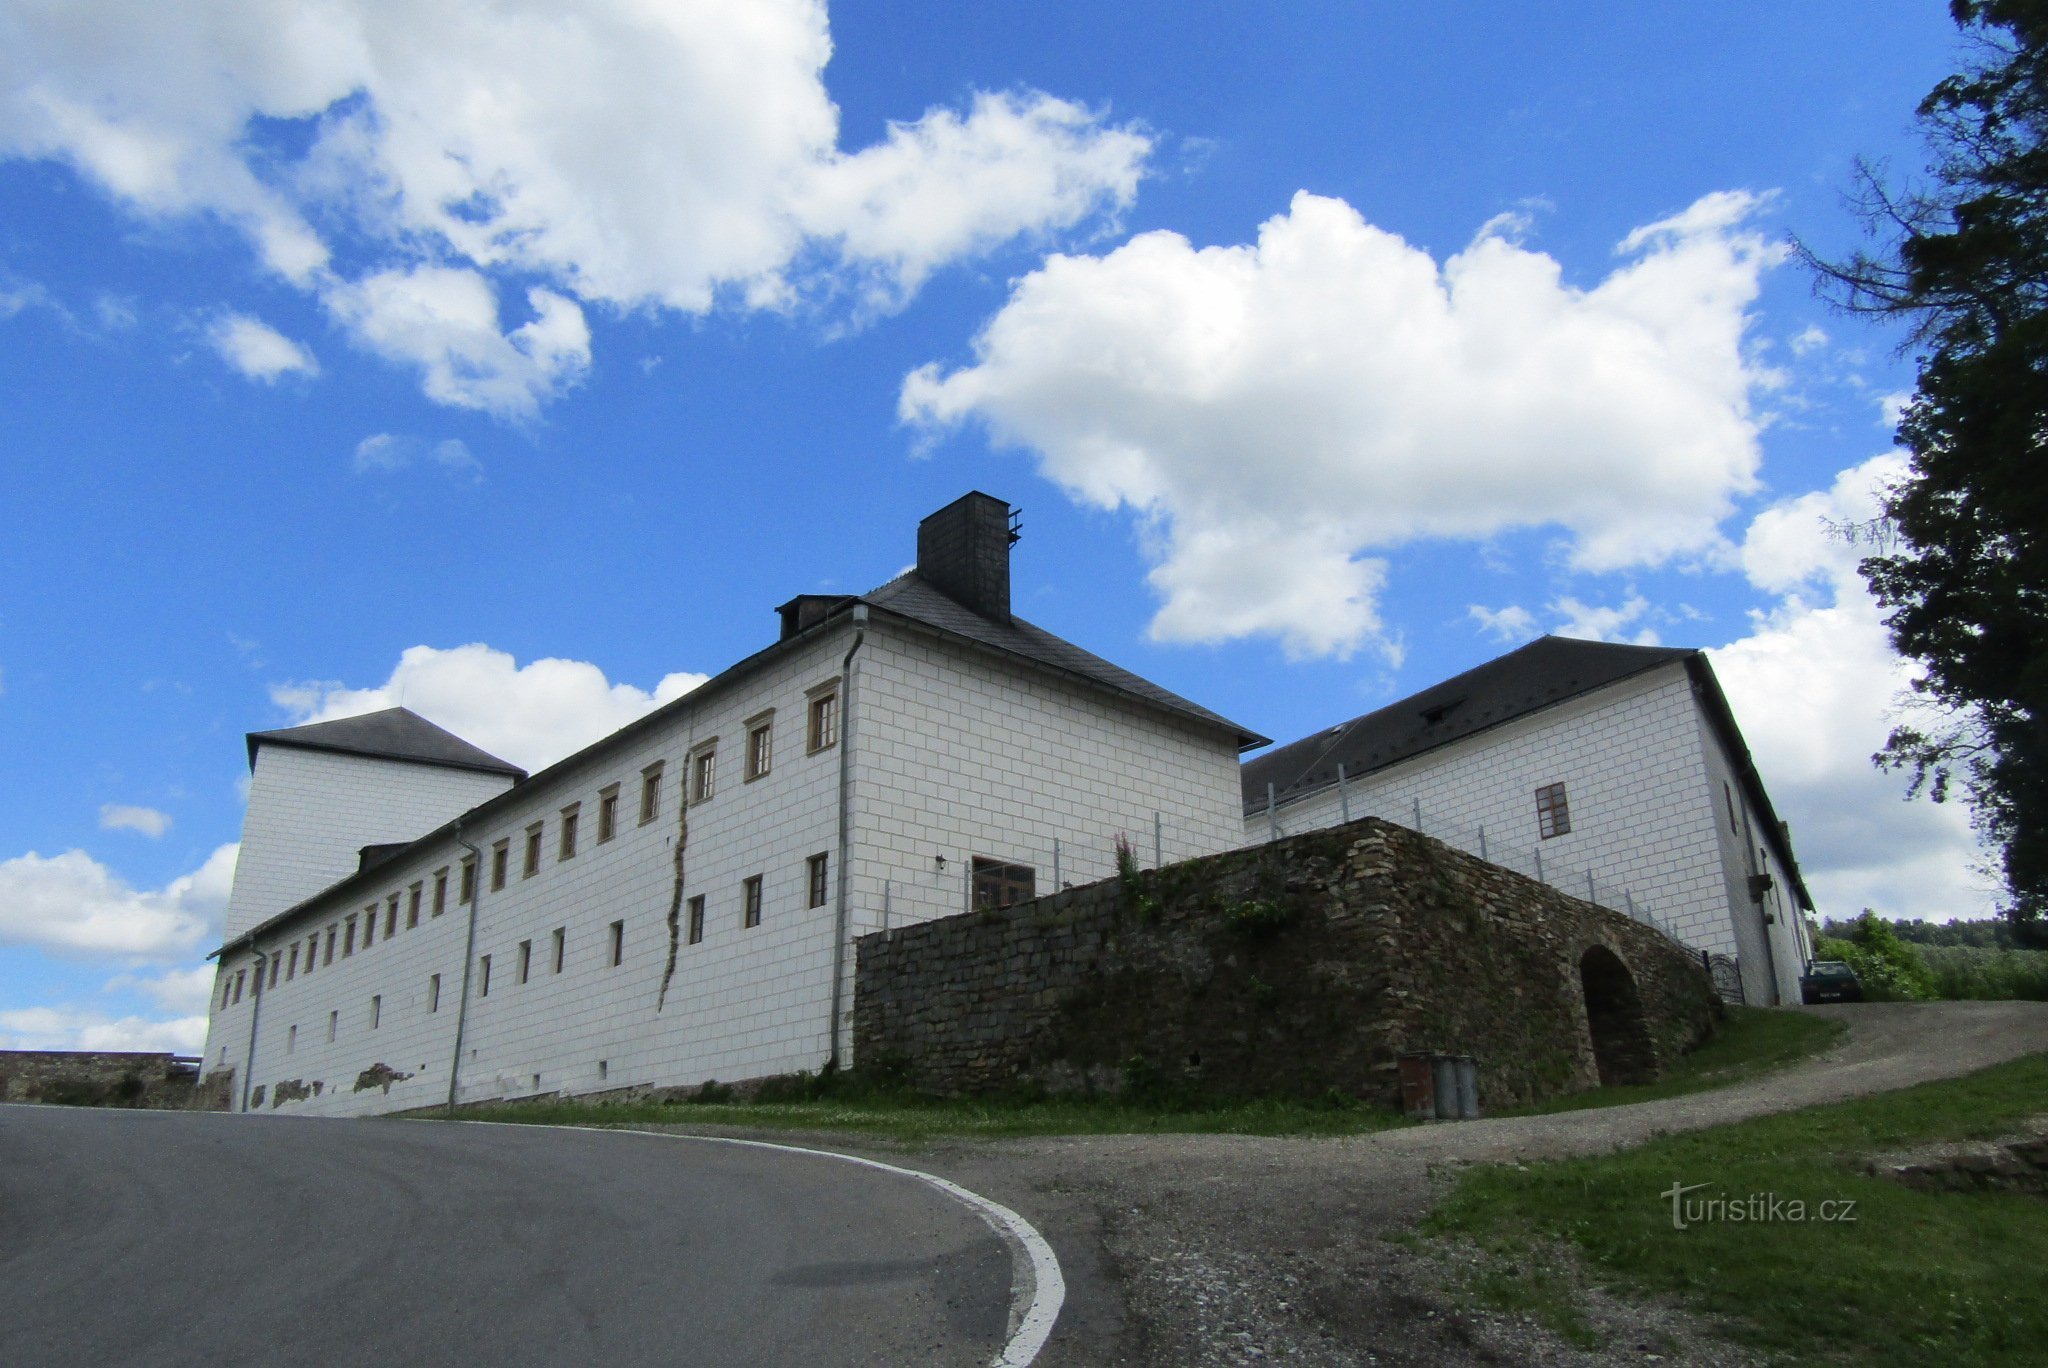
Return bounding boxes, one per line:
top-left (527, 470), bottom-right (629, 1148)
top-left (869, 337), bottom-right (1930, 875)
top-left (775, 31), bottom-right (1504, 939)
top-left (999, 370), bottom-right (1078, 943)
top-left (1428, 1052), bottom-right (2048, 1366)
top-left (1500, 1005), bottom-right (1844, 1116)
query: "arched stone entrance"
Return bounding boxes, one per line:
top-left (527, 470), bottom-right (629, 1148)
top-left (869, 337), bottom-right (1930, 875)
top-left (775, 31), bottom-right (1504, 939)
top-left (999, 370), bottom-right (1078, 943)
top-left (1579, 945), bottom-right (1657, 1086)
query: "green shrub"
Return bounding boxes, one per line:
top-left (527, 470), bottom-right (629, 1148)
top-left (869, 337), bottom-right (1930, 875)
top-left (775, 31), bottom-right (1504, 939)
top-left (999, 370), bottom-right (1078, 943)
top-left (1814, 912), bottom-right (1937, 1000)
top-left (1918, 945), bottom-right (2048, 1001)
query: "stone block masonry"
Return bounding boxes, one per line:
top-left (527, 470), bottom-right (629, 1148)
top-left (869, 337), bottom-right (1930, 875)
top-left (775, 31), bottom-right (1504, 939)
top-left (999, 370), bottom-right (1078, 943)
top-left (0, 1051), bottom-right (204, 1109)
top-left (853, 817), bottom-right (1720, 1110)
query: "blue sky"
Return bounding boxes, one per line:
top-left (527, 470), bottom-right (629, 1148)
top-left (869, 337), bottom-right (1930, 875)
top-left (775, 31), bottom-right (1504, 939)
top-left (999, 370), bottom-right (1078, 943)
top-left (0, 1), bottom-right (1991, 1052)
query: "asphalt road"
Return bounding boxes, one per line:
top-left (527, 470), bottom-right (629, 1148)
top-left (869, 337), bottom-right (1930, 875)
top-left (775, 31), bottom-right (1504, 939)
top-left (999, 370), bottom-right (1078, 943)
top-left (0, 1107), bottom-right (1014, 1368)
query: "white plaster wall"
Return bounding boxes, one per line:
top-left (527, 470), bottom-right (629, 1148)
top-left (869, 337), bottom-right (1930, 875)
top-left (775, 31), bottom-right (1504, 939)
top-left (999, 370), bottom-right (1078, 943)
top-left (223, 746), bottom-right (515, 943)
top-left (1255, 667), bottom-right (1741, 956)
top-left (1693, 711), bottom-right (1810, 1005)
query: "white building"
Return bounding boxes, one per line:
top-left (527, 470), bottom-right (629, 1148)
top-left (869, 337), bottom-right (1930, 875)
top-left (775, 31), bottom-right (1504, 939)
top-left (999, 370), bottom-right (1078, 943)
top-left (203, 493), bottom-right (1265, 1116)
top-left (1241, 637), bottom-right (1816, 1005)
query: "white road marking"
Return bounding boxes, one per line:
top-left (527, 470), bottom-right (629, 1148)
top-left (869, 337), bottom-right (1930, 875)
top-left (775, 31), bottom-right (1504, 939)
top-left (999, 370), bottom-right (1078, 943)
top-left (465, 1121), bottom-right (1066, 1368)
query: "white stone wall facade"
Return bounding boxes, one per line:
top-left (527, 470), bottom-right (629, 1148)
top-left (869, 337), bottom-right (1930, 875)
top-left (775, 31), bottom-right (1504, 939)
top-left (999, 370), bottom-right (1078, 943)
top-left (1251, 666), bottom-right (1768, 982)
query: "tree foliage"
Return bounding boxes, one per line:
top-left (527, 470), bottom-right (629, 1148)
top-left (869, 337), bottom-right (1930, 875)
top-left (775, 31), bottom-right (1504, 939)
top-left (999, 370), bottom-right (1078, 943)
top-left (1810, 1), bottom-right (2048, 942)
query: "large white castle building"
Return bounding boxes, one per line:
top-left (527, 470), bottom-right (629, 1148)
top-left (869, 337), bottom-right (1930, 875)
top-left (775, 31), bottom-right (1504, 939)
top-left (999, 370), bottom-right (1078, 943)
top-left (204, 493), bottom-right (1814, 1116)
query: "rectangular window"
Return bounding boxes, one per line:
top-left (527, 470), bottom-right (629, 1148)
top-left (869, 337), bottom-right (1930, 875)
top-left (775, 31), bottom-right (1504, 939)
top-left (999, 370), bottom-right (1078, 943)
top-left (432, 870), bottom-right (448, 918)
top-left (287, 943), bottom-right (299, 981)
top-left (608, 920), bottom-right (624, 967)
top-left (559, 804), bottom-right (580, 860)
top-left (807, 853), bottom-right (829, 909)
top-left (523, 823), bottom-right (544, 878)
top-left (687, 895), bottom-right (705, 945)
top-left (460, 856), bottom-right (477, 904)
top-left (269, 955), bottom-right (281, 990)
top-left (220, 975), bottom-right (231, 1009)
top-left (327, 1010), bottom-right (338, 1043)
top-left (597, 785), bottom-right (619, 843)
top-left (287, 1024), bottom-right (297, 1055)
top-left (479, 954), bottom-right (492, 997)
top-left (491, 841), bottom-right (509, 891)
top-left (324, 926), bottom-right (337, 966)
top-left (745, 713), bottom-right (774, 781)
top-left (640, 762), bottom-right (665, 824)
top-left (387, 893), bottom-right (401, 938)
top-left (807, 686), bottom-right (839, 753)
top-left (370, 994), bottom-right (381, 1030)
top-left (1536, 782), bottom-right (1572, 839)
top-left (517, 939), bottom-right (532, 984)
top-left (428, 973), bottom-right (441, 1014)
top-left (232, 969), bottom-right (244, 1004)
top-left (406, 884), bottom-right (422, 929)
top-left (691, 745), bottom-right (717, 803)
top-left (344, 915), bottom-right (357, 957)
top-left (742, 875), bottom-right (763, 929)
top-left (360, 905), bottom-right (375, 949)
top-left (972, 858), bottom-right (1036, 910)
top-left (551, 927), bottom-right (565, 974)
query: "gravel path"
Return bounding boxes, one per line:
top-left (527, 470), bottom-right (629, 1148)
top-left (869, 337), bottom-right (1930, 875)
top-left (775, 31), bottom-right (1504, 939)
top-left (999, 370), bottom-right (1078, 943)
top-left (764, 1002), bottom-right (2048, 1366)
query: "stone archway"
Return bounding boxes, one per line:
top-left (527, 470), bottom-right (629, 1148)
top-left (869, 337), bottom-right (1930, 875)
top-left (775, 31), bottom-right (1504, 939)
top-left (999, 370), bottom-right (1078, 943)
top-left (1579, 945), bottom-right (1657, 1086)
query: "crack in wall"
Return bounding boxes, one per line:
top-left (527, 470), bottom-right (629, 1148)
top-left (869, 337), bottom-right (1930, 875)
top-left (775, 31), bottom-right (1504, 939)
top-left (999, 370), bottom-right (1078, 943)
top-left (657, 793), bottom-right (690, 1012)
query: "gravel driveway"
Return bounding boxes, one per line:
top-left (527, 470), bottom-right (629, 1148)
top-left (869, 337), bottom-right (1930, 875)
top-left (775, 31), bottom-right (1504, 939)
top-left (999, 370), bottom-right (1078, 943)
top-left (764, 1002), bottom-right (2048, 1367)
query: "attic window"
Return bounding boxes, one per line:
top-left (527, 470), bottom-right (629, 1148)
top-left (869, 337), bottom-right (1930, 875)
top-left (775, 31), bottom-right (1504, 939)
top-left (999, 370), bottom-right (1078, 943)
top-left (1419, 695), bottom-right (1465, 727)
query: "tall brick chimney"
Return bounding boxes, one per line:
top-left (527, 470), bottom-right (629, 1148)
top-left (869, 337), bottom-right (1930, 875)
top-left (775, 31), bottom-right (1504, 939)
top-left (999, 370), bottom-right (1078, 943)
top-left (916, 491), bottom-right (1018, 622)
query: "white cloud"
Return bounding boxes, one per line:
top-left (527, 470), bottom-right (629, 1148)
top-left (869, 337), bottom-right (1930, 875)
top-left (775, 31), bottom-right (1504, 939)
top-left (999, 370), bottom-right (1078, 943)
top-left (272, 642), bottom-right (708, 773)
top-left (99, 804), bottom-right (172, 838)
top-left (2, 1), bottom-right (1149, 410)
top-left (0, 1005), bottom-right (207, 1054)
top-left (1468, 603), bottom-right (1537, 643)
top-left (904, 190), bottom-right (1782, 659)
top-left (1550, 595), bottom-right (1659, 646)
top-left (206, 311), bottom-right (318, 381)
top-left (103, 964), bottom-right (219, 1016)
top-left (0, 842), bottom-right (236, 961)
top-left (1788, 323), bottom-right (1828, 356)
top-left (1710, 454), bottom-right (1996, 920)
top-left (1878, 389), bottom-right (1913, 429)
top-left (352, 432), bottom-right (482, 480)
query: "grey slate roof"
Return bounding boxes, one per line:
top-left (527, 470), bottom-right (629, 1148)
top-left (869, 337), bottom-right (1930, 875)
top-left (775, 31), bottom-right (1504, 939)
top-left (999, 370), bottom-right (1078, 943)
top-left (1242, 636), bottom-right (1694, 808)
top-left (860, 573), bottom-right (1268, 749)
top-left (246, 707), bottom-right (526, 778)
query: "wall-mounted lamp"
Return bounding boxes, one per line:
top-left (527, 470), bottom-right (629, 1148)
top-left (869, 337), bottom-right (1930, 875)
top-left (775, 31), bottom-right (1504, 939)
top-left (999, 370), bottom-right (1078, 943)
top-left (934, 854), bottom-right (948, 870)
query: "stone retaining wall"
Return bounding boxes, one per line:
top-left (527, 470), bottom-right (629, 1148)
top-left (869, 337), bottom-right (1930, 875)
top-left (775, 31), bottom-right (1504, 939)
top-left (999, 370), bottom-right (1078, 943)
top-left (0, 1051), bottom-right (203, 1109)
top-left (853, 817), bottom-right (1720, 1110)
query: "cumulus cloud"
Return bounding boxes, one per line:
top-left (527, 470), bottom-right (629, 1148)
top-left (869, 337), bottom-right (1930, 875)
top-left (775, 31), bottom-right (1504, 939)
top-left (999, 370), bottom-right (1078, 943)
top-left (1710, 454), bottom-right (1996, 920)
top-left (1550, 595), bottom-right (1659, 646)
top-left (99, 804), bottom-right (172, 838)
top-left (205, 311), bottom-right (317, 380)
top-left (104, 964), bottom-right (219, 1016)
top-left (1469, 604), bottom-right (1538, 643)
top-left (351, 432), bottom-right (482, 480)
top-left (904, 190), bottom-right (1782, 659)
top-left (1, 1), bottom-right (1149, 411)
top-left (271, 642), bottom-right (708, 773)
top-left (0, 1005), bottom-right (207, 1054)
top-left (0, 842), bottom-right (236, 961)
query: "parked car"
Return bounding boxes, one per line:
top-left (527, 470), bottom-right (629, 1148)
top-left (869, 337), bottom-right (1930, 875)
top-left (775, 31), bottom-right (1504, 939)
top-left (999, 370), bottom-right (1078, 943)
top-left (1801, 959), bottom-right (1864, 1004)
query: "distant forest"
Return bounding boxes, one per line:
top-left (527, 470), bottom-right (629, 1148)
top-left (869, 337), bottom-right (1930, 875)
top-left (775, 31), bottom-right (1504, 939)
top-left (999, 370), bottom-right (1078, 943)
top-left (1818, 914), bottom-right (2027, 950)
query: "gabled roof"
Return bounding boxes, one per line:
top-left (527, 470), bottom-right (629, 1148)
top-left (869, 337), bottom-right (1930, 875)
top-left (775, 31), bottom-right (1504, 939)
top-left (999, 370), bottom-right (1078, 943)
top-left (1243, 635), bottom-right (1813, 911)
top-left (862, 573), bottom-right (1267, 749)
top-left (1243, 637), bottom-right (1689, 808)
top-left (246, 707), bottom-right (526, 779)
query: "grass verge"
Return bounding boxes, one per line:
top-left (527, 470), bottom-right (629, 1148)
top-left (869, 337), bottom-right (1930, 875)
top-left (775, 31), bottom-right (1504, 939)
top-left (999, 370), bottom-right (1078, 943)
top-left (1427, 1052), bottom-right (2048, 1367)
top-left (452, 1085), bottom-right (1413, 1143)
top-left (1500, 1005), bottom-right (1845, 1117)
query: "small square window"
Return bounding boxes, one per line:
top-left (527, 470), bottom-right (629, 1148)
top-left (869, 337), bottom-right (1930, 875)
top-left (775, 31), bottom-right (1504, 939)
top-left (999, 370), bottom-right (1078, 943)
top-left (745, 713), bottom-right (774, 781)
top-left (807, 853), bottom-right (829, 909)
top-left (597, 786), bottom-right (619, 843)
top-left (459, 857), bottom-right (477, 904)
top-left (609, 920), bottom-right (624, 967)
top-left (517, 939), bottom-right (532, 984)
top-left (433, 869), bottom-right (448, 917)
top-left (560, 804), bottom-right (580, 860)
top-left (687, 895), bottom-right (705, 945)
top-left (491, 841), bottom-right (509, 891)
top-left (551, 927), bottom-right (565, 975)
top-left (1536, 782), bottom-right (1572, 839)
top-left (524, 823), bottom-right (544, 878)
top-left (742, 875), bottom-right (763, 929)
top-left (640, 762), bottom-right (665, 825)
top-left (691, 745), bottom-right (718, 804)
top-left (807, 687), bottom-right (839, 753)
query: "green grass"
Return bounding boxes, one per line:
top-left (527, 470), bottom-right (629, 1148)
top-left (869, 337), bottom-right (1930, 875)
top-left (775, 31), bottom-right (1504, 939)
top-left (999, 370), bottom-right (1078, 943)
top-left (1427, 1052), bottom-right (2048, 1366)
top-left (451, 1086), bottom-right (1414, 1143)
top-left (1920, 945), bottom-right (2048, 1001)
top-left (1499, 1005), bottom-right (1845, 1116)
